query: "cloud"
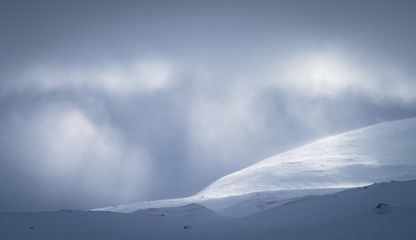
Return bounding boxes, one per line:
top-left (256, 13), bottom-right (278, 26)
top-left (184, 46), bottom-right (416, 177)
top-left (275, 50), bottom-right (359, 97)
top-left (95, 59), bottom-right (175, 94)
top-left (265, 48), bottom-right (416, 104)
top-left (15, 59), bottom-right (175, 95)
top-left (1, 43), bottom-right (415, 210)
top-left (189, 84), bottom-right (265, 166)
top-left (0, 104), bottom-right (151, 209)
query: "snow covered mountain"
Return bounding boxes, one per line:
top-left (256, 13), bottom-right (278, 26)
top-left (95, 118), bottom-right (416, 214)
top-left (197, 117), bottom-right (416, 198)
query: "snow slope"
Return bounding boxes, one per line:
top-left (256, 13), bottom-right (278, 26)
top-left (198, 117), bottom-right (416, 198)
top-left (237, 180), bottom-right (416, 239)
top-left (133, 203), bottom-right (218, 219)
top-left (2, 180), bottom-right (416, 240)
top-left (93, 187), bottom-right (344, 216)
top-left (95, 118), bottom-right (416, 214)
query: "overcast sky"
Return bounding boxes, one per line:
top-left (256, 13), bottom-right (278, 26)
top-left (1, 0), bottom-right (416, 211)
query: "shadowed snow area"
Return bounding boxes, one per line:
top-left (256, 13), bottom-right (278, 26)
top-left (1, 180), bottom-right (415, 240)
top-left (133, 203), bottom-right (218, 219)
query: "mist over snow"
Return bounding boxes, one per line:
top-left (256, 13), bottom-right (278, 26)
top-left (1, 0), bottom-right (416, 211)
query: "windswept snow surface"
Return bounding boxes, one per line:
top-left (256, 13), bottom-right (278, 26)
top-left (2, 180), bottom-right (416, 239)
top-left (95, 118), bottom-right (416, 214)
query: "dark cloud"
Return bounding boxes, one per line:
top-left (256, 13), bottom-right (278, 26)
top-left (1, 0), bottom-right (416, 211)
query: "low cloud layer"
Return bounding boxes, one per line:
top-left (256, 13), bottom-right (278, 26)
top-left (2, 59), bottom-right (175, 96)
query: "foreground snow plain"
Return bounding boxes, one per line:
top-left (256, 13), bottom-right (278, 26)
top-left (1, 180), bottom-right (416, 239)
top-left (2, 118), bottom-right (416, 239)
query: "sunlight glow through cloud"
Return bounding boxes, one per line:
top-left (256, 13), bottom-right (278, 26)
top-left (270, 49), bottom-right (416, 103)
top-left (275, 50), bottom-right (365, 97)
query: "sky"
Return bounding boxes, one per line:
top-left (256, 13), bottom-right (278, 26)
top-left (1, 0), bottom-right (416, 211)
